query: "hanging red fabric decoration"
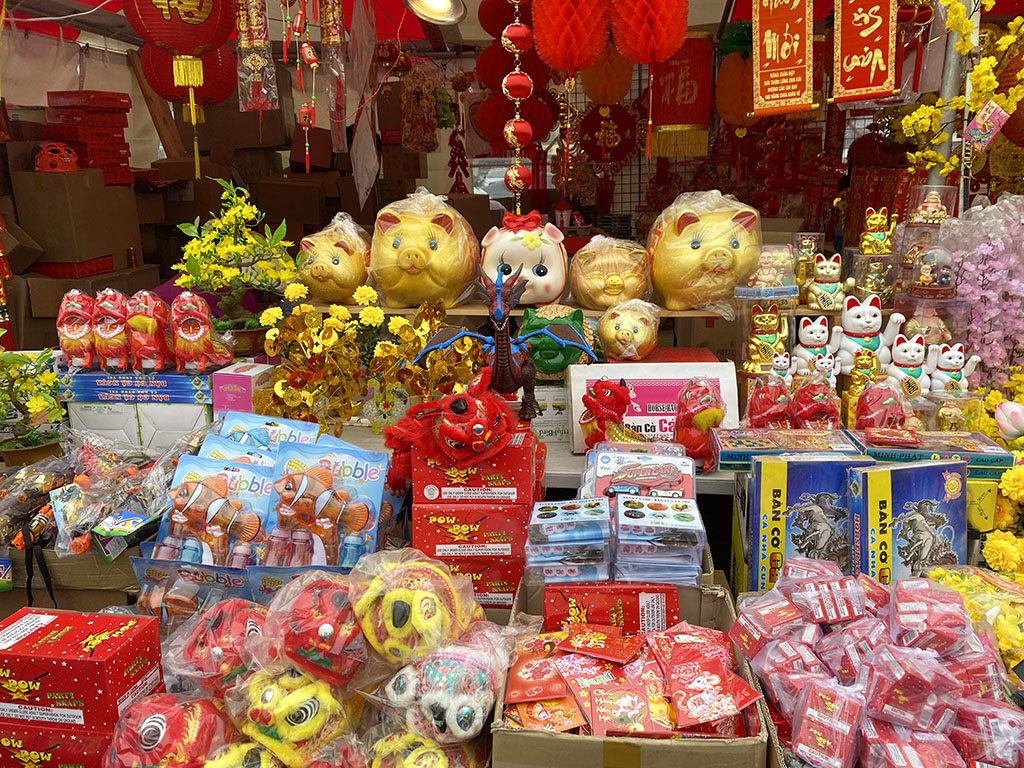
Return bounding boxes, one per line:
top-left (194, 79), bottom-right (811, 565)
top-left (235, 0), bottom-right (279, 113)
top-left (140, 45), bottom-right (237, 111)
top-left (648, 33), bottom-right (713, 157)
top-left (611, 0), bottom-right (687, 65)
top-left (532, 0), bottom-right (608, 74)
top-left (715, 52), bottom-right (754, 134)
top-left (582, 42), bottom-right (634, 105)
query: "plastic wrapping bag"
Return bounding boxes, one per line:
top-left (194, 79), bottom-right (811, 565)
top-left (570, 235), bottom-right (651, 310)
top-left (296, 212), bottom-right (371, 304)
top-left (258, 570), bottom-right (368, 688)
top-left (815, 617), bottom-right (888, 684)
top-left (791, 680), bottom-right (864, 768)
top-left (861, 718), bottom-right (965, 768)
top-left (366, 730), bottom-right (489, 768)
top-left (889, 578), bottom-right (973, 657)
top-left (673, 377), bottom-right (726, 473)
top-left (792, 373), bottom-right (840, 429)
top-left (225, 665), bottom-right (363, 768)
top-left (164, 597), bottom-right (267, 695)
top-left (729, 590), bottom-right (806, 658)
top-left (379, 621), bottom-right (509, 744)
top-left (778, 574), bottom-right (868, 626)
top-left (743, 375), bottom-right (793, 429)
top-left (859, 645), bottom-right (962, 732)
top-left (170, 292), bottom-right (235, 373)
top-left (0, 457), bottom-right (75, 547)
top-left (349, 549), bottom-right (480, 664)
top-left (597, 299), bottom-right (660, 361)
top-left (647, 189), bottom-right (761, 315)
top-left (104, 693), bottom-right (235, 768)
top-left (369, 188), bottom-right (479, 309)
top-left (949, 696), bottom-right (1024, 768)
top-left (854, 380), bottom-right (908, 429)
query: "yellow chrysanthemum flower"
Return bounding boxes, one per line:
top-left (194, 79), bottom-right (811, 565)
top-left (284, 283), bottom-right (309, 301)
top-left (260, 307), bottom-right (284, 326)
top-left (360, 306), bottom-right (385, 328)
top-left (353, 286), bottom-right (378, 306)
top-left (388, 316), bottom-right (411, 335)
top-left (329, 305), bottom-right (351, 321)
top-left (983, 530), bottom-right (1022, 572)
top-left (1001, 466), bottom-right (1024, 503)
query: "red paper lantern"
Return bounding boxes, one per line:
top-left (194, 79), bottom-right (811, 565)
top-left (715, 52), bottom-right (754, 129)
top-left (474, 94), bottom-right (515, 141)
top-left (502, 23), bottom-right (533, 53)
top-left (123, 0), bottom-right (234, 56)
top-left (141, 44), bottom-right (237, 106)
top-left (478, 0), bottom-right (517, 38)
top-left (611, 0), bottom-right (688, 64)
top-left (504, 118), bottom-right (533, 148)
top-left (502, 71), bottom-right (534, 101)
top-left (533, 0), bottom-right (610, 74)
top-left (582, 42), bottom-right (634, 104)
top-left (521, 96), bottom-right (554, 141)
top-left (505, 163), bottom-right (533, 192)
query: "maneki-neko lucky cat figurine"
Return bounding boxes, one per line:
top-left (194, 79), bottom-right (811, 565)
top-left (859, 207), bottom-right (897, 255)
top-left (91, 288), bottom-right (131, 371)
top-left (57, 289), bottom-right (96, 369)
top-left (806, 253), bottom-right (855, 311)
top-left (742, 302), bottom-right (788, 374)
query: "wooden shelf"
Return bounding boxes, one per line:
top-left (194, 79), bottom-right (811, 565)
top-left (311, 303), bottom-right (896, 319)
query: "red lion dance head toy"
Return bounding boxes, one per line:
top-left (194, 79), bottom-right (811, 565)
top-left (107, 693), bottom-right (233, 768)
top-left (792, 376), bottom-right (841, 429)
top-left (383, 368), bottom-right (517, 491)
top-left (57, 289), bottom-right (96, 369)
top-left (854, 381), bottom-right (907, 429)
top-left (746, 377), bottom-right (793, 429)
top-left (168, 598), bottom-right (267, 695)
top-left (673, 378), bottom-right (725, 472)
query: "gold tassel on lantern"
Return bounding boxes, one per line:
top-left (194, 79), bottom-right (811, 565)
top-left (173, 54), bottom-right (205, 179)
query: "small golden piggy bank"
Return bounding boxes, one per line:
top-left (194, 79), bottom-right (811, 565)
top-left (598, 299), bottom-right (660, 360)
top-left (297, 213), bottom-right (371, 304)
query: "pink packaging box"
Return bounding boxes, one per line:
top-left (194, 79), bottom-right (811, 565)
top-left (212, 362), bottom-right (273, 418)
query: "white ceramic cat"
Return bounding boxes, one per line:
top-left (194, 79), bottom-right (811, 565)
top-left (837, 294), bottom-right (905, 376)
top-left (772, 351), bottom-right (797, 387)
top-left (926, 342), bottom-right (981, 392)
top-left (793, 315), bottom-right (844, 374)
top-left (886, 333), bottom-right (931, 397)
top-left (814, 352), bottom-right (840, 389)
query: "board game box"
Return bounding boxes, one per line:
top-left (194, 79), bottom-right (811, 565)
top-left (845, 430), bottom-right (1013, 479)
top-left (713, 430), bottom-right (862, 472)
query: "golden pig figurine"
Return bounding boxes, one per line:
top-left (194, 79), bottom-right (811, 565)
top-left (742, 302), bottom-right (788, 374)
top-left (648, 190), bottom-right (761, 310)
top-left (369, 188), bottom-right (478, 308)
top-left (570, 235), bottom-right (650, 310)
top-left (297, 213), bottom-right (371, 304)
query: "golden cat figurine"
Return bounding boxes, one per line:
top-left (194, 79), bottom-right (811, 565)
top-left (742, 302), bottom-right (788, 374)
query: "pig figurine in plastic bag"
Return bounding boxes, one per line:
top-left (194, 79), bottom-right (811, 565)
top-left (648, 190), bottom-right (761, 311)
top-left (370, 188), bottom-right (478, 308)
top-left (297, 213), bottom-right (371, 304)
top-left (570, 235), bottom-right (650, 310)
top-left (481, 211), bottom-right (567, 305)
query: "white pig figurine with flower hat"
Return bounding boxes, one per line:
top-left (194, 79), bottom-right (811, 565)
top-left (481, 211), bottom-right (567, 305)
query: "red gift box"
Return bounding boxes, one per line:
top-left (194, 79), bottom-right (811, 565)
top-left (543, 583), bottom-right (680, 635)
top-left (444, 556), bottom-right (523, 608)
top-left (412, 503), bottom-right (530, 558)
top-left (788, 577), bottom-right (868, 625)
top-left (815, 617), bottom-right (888, 684)
top-left (729, 592), bottom-right (805, 657)
top-left (0, 721), bottom-right (110, 768)
top-left (862, 718), bottom-right (964, 768)
top-left (891, 579), bottom-right (972, 656)
top-left (856, 572), bottom-right (891, 616)
top-left (862, 646), bottom-right (962, 733)
top-left (0, 609), bottom-right (161, 732)
top-left (412, 430), bottom-right (536, 505)
top-left (792, 680), bottom-right (863, 768)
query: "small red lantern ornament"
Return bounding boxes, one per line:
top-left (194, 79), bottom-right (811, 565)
top-left (505, 163), bottom-right (533, 192)
top-left (504, 118), bottom-right (533, 148)
top-left (502, 71), bottom-right (534, 101)
top-left (502, 23), bottom-right (533, 53)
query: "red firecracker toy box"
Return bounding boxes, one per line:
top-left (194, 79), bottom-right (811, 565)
top-left (0, 721), bottom-right (110, 768)
top-left (445, 556), bottom-right (524, 608)
top-left (0, 609), bottom-right (161, 731)
top-left (543, 583), bottom-right (681, 634)
top-left (412, 503), bottom-right (530, 558)
top-left (412, 430), bottom-right (536, 505)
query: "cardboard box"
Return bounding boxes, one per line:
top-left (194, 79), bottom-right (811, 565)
top-left (493, 584), bottom-right (768, 768)
top-left (252, 175), bottom-right (326, 226)
top-left (212, 362), bottom-right (273, 418)
top-left (174, 80), bottom-right (290, 154)
top-left (967, 478), bottom-right (999, 532)
top-left (445, 556), bottom-right (524, 608)
top-left (163, 178), bottom-right (224, 225)
top-left (0, 721), bottom-right (110, 768)
top-left (339, 176), bottom-right (378, 226)
top-left (412, 430), bottom-right (536, 505)
top-left (381, 146), bottom-right (427, 179)
top-left (140, 224), bottom-right (158, 255)
top-left (712, 429), bottom-right (862, 472)
top-left (7, 276), bottom-right (57, 349)
top-left (531, 385), bottom-right (570, 444)
top-left (134, 190), bottom-right (165, 225)
top-left (377, 178), bottom-right (416, 206)
top-left (59, 371), bottom-right (212, 405)
top-left (412, 503), bottom-right (530, 558)
top-left (67, 401), bottom-right (212, 450)
top-left (17, 265), bottom-right (158, 320)
top-left (448, 193), bottom-right (501, 242)
top-left (0, 608), bottom-right (161, 730)
top-left (1, 220), bottom-right (43, 275)
top-left (12, 170), bottom-right (142, 263)
top-left (233, 147), bottom-right (285, 187)
top-left (290, 127), bottom-right (335, 173)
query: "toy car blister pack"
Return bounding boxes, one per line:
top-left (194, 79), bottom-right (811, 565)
top-left (198, 433), bottom-right (276, 467)
top-left (848, 460), bottom-right (967, 583)
top-left (266, 442), bottom-right (389, 567)
top-left (154, 455), bottom-right (275, 567)
top-left (581, 448), bottom-right (695, 499)
top-left (220, 412), bottom-right (325, 450)
top-left (748, 454), bottom-right (876, 590)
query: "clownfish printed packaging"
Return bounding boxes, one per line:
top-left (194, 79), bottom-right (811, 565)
top-left (748, 454), bottom-right (875, 591)
top-left (0, 609), bottom-right (161, 733)
top-left (266, 442), bottom-right (389, 567)
top-left (848, 460), bottom-right (968, 584)
top-left (411, 503), bottom-right (531, 558)
top-left (154, 456), bottom-right (275, 567)
top-left (411, 430), bottom-right (537, 505)
top-left (219, 412), bottom-right (326, 451)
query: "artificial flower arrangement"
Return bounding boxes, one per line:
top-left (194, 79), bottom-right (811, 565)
top-left (173, 178), bottom-right (296, 330)
top-left (254, 285), bottom-right (483, 435)
top-left (0, 345), bottom-right (63, 458)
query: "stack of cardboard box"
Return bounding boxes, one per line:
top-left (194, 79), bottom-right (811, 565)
top-left (410, 429), bottom-right (544, 609)
top-left (0, 608), bottom-right (163, 768)
top-left (42, 90), bottom-right (133, 186)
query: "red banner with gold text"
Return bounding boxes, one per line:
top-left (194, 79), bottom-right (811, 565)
top-left (833, 0), bottom-right (898, 103)
top-left (753, 0), bottom-right (814, 117)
